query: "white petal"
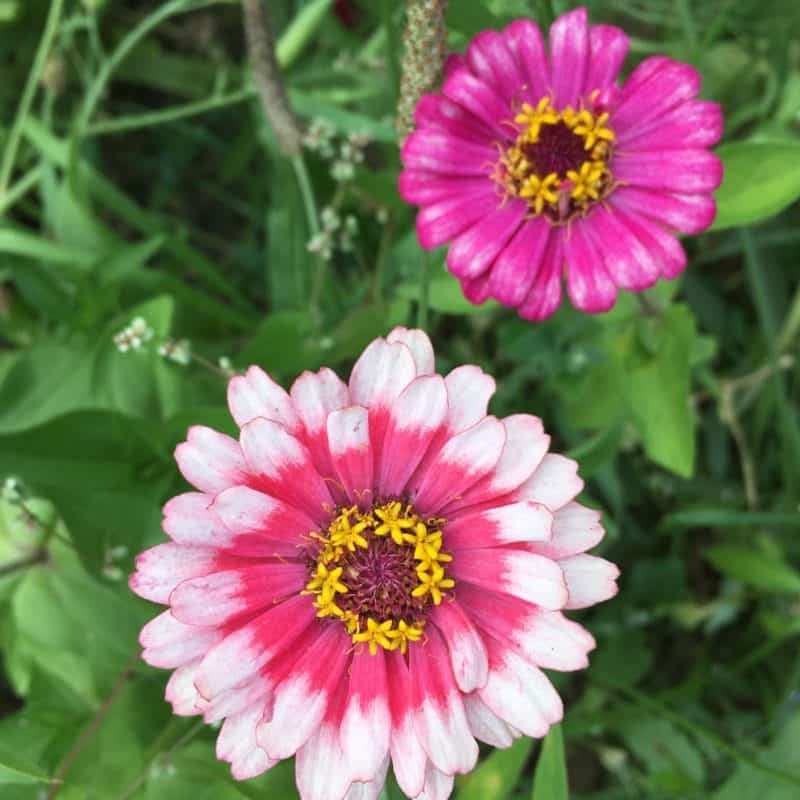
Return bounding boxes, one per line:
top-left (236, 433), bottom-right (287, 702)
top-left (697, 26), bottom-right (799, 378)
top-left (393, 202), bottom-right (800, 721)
top-left (291, 367), bottom-right (350, 436)
top-left (386, 327), bottom-right (435, 374)
top-left (174, 426), bottom-right (247, 493)
top-left (130, 543), bottom-right (219, 604)
top-left (432, 601), bottom-right (489, 693)
top-left (139, 609), bottom-right (223, 669)
top-left (444, 364), bottom-right (495, 433)
top-left (349, 338), bottom-right (417, 411)
top-left (529, 501), bottom-right (605, 559)
top-left (165, 659), bottom-right (205, 716)
top-left (463, 694), bottom-right (516, 748)
top-left (228, 365), bottom-right (300, 431)
top-left (515, 454), bottom-right (584, 511)
top-left (217, 702), bottom-right (277, 780)
top-left (560, 554), bottom-right (620, 609)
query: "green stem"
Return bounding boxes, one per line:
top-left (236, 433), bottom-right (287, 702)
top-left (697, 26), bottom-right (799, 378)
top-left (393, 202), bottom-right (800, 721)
top-left (417, 249), bottom-right (432, 330)
top-left (0, 163), bottom-right (44, 216)
top-left (69, 0), bottom-right (234, 184)
top-left (381, 0), bottom-right (401, 102)
top-left (0, 0), bottom-right (64, 195)
top-left (85, 87), bottom-right (254, 137)
top-left (294, 154), bottom-right (326, 314)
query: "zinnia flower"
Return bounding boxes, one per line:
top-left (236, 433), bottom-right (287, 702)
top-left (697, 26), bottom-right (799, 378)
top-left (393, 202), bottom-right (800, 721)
top-left (130, 328), bottom-right (618, 800)
top-left (399, 6), bottom-right (723, 320)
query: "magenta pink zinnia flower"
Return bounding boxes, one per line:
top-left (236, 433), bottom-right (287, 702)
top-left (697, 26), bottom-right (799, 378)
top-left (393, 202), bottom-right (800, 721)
top-left (130, 328), bottom-right (618, 800)
top-left (399, 6), bottom-right (723, 320)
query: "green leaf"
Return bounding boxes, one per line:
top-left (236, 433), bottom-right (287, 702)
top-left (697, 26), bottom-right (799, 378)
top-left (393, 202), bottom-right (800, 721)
top-left (704, 544), bottom-right (800, 593)
top-left (0, 410), bottom-right (169, 569)
top-left (713, 141), bottom-right (800, 230)
top-left (625, 304), bottom-right (697, 477)
top-left (714, 711), bottom-right (800, 800)
top-left (0, 757), bottom-right (50, 785)
top-left (532, 724), bottom-right (568, 800)
top-left (240, 311), bottom-right (325, 376)
top-left (459, 737), bottom-right (533, 800)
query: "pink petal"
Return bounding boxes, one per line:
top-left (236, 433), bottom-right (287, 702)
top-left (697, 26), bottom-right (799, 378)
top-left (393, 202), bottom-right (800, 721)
top-left (549, 7), bottom-right (589, 108)
top-left (431, 601), bottom-right (489, 693)
top-left (140, 609), bottom-right (224, 669)
top-left (478, 635), bottom-right (564, 738)
top-left (174, 426), bottom-right (248, 494)
top-left (528, 501), bottom-right (605, 560)
top-left (585, 205), bottom-right (661, 291)
top-left (130, 543), bottom-right (222, 604)
top-left (417, 764), bottom-right (455, 800)
top-left (444, 365), bottom-right (496, 434)
top-left (463, 694), bottom-right (517, 748)
top-left (217, 703), bottom-right (278, 780)
top-left (446, 414), bottom-right (551, 514)
top-left (613, 57), bottom-right (702, 135)
top-left (488, 217), bottom-right (551, 308)
top-left (399, 170), bottom-right (495, 206)
top-left (514, 453), bottom-right (584, 511)
top-left (413, 93), bottom-right (496, 143)
top-left (295, 688), bottom-right (353, 800)
top-left (380, 376), bottom-right (448, 498)
top-left (585, 24), bottom-right (629, 91)
top-left (290, 366), bottom-right (350, 478)
top-left (194, 594), bottom-right (315, 703)
top-left (447, 200), bottom-right (526, 280)
top-left (257, 624), bottom-right (351, 760)
top-left (342, 760), bottom-right (390, 800)
top-left (564, 219), bottom-right (618, 313)
top-left (460, 272), bottom-right (492, 304)
top-left (460, 584), bottom-right (595, 671)
top-left (202, 672), bottom-right (271, 724)
top-left (340, 650), bottom-right (391, 781)
top-left (412, 416), bottom-right (506, 515)
top-left (165, 659), bottom-right (204, 716)
top-left (169, 562), bottom-right (306, 627)
top-left (610, 186), bottom-right (717, 235)
top-left (466, 29), bottom-right (526, 102)
top-left (450, 548), bottom-right (567, 610)
top-left (409, 625), bottom-right (479, 775)
top-left (227, 366), bottom-right (300, 432)
top-left (415, 188), bottom-right (501, 250)
top-left (560, 554), bottom-right (620, 609)
top-left (442, 69), bottom-right (512, 140)
top-left (401, 128), bottom-right (497, 176)
top-left (618, 99), bottom-right (723, 150)
top-left (240, 418), bottom-right (333, 523)
top-left (161, 492), bottom-right (221, 546)
top-left (327, 405), bottom-right (373, 505)
top-left (610, 204), bottom-right (688, 279)
top-left (503, 20), bottom-right (550, 106)
top-left (445, 501), bottom-right (553, 550)
top-left (386, 327), bottom-right (435, 375)
top-left (518, 232), bottom-right (564, 321)
top-left (612, 149), bottom-right (723, 193)
top-left (211, 485), bottom-right (315, 557)
top-left (349, 338), bottom-right (417, 470)
top-left (387, 652), bottom-right (427, 799)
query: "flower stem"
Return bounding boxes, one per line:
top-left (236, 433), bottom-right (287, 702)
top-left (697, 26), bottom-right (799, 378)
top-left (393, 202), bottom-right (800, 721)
top-left (242, 0), bottom-right (303, 156)
top-left (0, 0), bottom-right (64, 195)
top-left (417, 249), bottom-right (432, 330)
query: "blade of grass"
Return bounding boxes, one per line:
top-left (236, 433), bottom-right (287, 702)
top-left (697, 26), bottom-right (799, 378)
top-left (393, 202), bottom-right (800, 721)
top-left (0, 0), bottom-right (64, 195)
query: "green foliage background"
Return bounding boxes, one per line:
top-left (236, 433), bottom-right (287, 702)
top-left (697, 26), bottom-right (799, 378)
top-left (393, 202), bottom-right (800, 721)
top-left (1, 0), bottom-right (799, 798)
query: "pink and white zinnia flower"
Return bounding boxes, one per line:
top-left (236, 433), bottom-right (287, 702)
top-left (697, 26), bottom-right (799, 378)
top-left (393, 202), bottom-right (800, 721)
top-left (131, 328), bottom-right (619, 800)
top-left (399, 6), bottom-right (723, 320)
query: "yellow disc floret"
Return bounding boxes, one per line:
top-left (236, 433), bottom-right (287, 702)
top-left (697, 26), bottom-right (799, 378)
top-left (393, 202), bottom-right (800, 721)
top-left (498, 94), bottom-right (616, 223)
top-left (303, 502), bottom-right (454, 655)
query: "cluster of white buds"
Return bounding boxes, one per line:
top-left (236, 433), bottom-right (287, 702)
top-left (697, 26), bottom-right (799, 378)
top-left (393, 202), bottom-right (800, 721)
top-left (103, 544), bottom-right (129, 582)
top-left (158, 338), bottom-right (192, 366)
top-left (113, 317), bottom-right (154, 353)
top-left (307, 207), bottom-right (360, 261)
top-left (2, 476), bottom-right (24, 504)
top-left (330, 130), bottom-right (372, 183)
top-left (303, 118), bottom-right (373, 184)
top-left (303, 117), bottom-right (337, 159)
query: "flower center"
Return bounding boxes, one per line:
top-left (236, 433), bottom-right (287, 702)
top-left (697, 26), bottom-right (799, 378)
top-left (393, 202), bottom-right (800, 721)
top-left (304, 502), bottom-right (454, 655)
top-left (496, 95), bottom-right (616, 224)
